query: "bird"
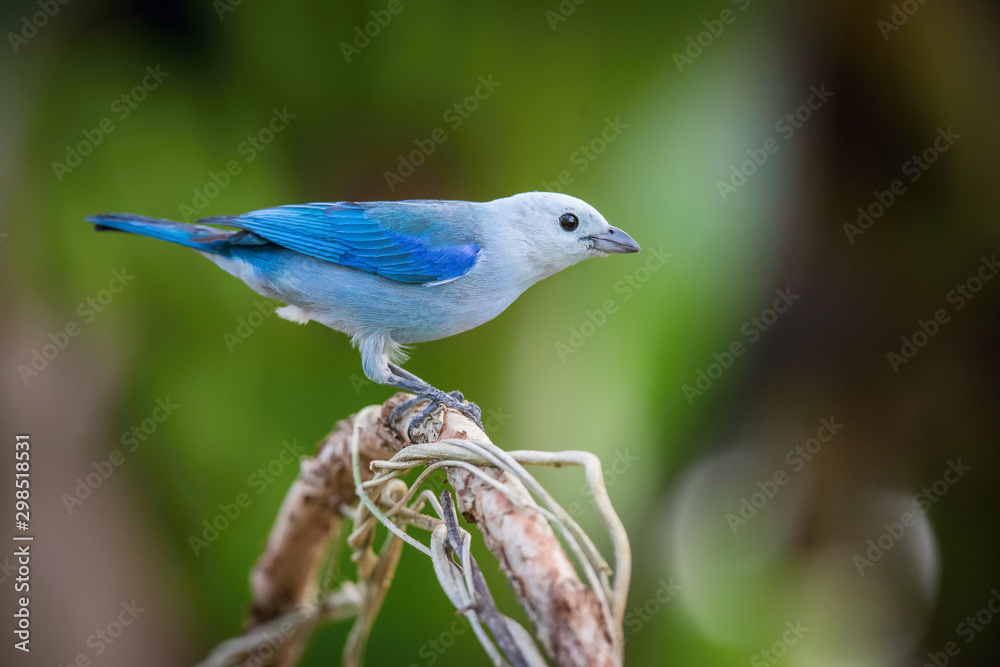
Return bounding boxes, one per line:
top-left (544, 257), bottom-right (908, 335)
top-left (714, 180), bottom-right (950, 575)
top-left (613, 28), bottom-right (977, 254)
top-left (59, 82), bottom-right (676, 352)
top-left (88, 192), bottom-right (640, 434)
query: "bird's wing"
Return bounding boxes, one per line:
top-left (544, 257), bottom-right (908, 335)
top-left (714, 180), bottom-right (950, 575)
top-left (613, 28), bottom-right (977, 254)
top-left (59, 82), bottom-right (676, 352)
top-left (200, 201), bottom-right (481, 285)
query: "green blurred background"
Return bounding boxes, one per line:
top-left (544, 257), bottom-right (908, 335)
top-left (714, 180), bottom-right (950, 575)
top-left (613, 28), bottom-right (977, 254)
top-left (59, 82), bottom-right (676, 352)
top-left (2, 0), bottom-right (1000, 665)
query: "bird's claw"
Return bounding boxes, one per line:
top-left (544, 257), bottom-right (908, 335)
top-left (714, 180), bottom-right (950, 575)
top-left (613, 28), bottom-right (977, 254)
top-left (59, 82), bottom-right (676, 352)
top-left (436, 389), bottom-right (482, 428)
top-left (389, 396), bottom-right (425, 426)
top-left (444, 391), bottom-right (482, 424)
top-left (449, 396), bottom-right (482, 426)
top-left (391, 389), bottom-right (484, 441)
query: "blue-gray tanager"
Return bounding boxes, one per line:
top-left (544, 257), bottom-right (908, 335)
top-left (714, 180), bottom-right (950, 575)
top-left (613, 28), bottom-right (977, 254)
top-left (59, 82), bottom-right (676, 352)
top-left (88, 193), bottom-right (640, 432)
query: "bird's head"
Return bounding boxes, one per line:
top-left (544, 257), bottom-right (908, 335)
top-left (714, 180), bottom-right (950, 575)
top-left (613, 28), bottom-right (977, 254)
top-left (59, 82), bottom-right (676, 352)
top-left (491, 192), bottom-right (640, 280)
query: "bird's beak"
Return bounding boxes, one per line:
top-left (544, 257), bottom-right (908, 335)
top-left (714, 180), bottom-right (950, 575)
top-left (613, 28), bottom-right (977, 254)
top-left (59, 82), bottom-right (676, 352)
top-left (587, 227), bottom-right (641, 254)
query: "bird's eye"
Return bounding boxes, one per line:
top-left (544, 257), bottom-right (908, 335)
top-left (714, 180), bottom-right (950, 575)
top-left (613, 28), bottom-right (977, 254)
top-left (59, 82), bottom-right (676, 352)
top-left (559, 213), bottom-right (579, 231)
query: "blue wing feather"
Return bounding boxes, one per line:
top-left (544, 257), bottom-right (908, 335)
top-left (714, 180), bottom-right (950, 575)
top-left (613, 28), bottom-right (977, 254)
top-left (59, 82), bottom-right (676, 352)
top-left (201, 202), bottom-right (481, 284)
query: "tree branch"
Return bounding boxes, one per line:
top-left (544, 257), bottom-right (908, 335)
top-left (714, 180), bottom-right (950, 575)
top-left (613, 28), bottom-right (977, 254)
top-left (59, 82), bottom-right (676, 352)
top-left (218, 393), bottom-right (625, 667)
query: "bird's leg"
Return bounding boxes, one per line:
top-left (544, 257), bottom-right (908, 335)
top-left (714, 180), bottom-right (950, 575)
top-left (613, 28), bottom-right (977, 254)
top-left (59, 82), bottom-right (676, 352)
top-left (385, 363), bottom-right (483, 437)
top-left (388, 364), bottom-right (470, 404)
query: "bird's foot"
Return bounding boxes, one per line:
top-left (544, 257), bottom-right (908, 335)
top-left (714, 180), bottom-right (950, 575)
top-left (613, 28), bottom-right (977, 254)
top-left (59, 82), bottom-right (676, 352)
top-left (442, 390), bottom-right (482, 426)
top-left (389, 396), bottom-right (425, 425)
top-left (390, 388), bottom-right (483, 441)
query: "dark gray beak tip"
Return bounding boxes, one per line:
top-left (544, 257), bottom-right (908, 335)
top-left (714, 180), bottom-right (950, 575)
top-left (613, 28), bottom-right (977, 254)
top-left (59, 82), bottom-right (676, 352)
top-left (588, 227), bottom-right (641, 254)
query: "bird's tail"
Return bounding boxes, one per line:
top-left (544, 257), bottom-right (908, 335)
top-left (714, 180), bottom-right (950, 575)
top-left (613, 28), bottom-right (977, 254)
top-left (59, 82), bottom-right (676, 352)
top-left (87, 213), bottom-right (237, 253)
